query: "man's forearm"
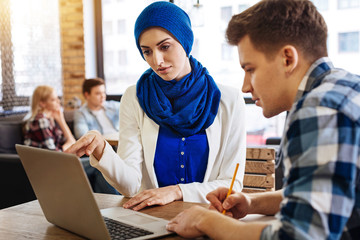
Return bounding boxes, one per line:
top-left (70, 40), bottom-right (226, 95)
top-left (196, 210), bottom-right (268, 240)
top-left (248, 190), bottom-right (283, 215)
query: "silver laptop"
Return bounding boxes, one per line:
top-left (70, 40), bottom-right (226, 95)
top-left (16, 144), bottom-right (172, 240)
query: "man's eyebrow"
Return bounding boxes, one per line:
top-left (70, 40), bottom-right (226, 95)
top-left (140, 38), bottom-right (171, 48)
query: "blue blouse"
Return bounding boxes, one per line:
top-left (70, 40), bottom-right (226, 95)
top-left (154, 126), bottom-right (209, 187)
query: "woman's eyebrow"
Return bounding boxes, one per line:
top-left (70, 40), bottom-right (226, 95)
top-left (140, 38), bottom-right (171, 48)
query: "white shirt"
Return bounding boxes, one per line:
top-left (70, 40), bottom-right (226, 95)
top-left (91, 108), bottom-right (117, 135)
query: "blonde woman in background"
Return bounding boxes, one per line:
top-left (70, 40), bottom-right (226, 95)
top-left (24, 85), bottom-right (75, 151)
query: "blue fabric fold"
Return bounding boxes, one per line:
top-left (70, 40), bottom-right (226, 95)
top-left (136, 56), bottom-right (221, 137)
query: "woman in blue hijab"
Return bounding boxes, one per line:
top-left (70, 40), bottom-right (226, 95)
top-left (66, 1), bottom-right (246, 210)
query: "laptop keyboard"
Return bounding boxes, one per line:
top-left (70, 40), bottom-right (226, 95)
top-left (104, 216), bottom-right (154, 240)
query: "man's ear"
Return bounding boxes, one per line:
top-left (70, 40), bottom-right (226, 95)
top-left (84, 92), bottom-right (89, 99)
top-left (282, 45), bottom-right (298, 74)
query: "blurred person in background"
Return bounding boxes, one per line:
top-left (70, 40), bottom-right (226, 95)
top-left (73, 78), bottom-right (119, 140)
top-left (24, 85), bottom-right (75, 151)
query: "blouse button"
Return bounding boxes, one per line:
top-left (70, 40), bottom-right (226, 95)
top-left (180, 178), bottom-right (184, 181)
top-left (182, 137), bottom-right (185, 141)
top-left (181, 165), bottom-right (184, 168)
top-left (181, 151), bottom-right (184, 155)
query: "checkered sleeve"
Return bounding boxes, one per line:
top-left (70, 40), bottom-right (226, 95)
top-left (34, 117), bottom-right (57, 150)
top-left (261, 105), bottom-right (360, 239)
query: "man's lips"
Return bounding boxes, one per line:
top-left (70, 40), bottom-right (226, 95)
top-left (252, 97), bottom-right (260, 106)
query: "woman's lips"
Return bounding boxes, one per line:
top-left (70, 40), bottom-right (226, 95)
top-left (158, 66), bottom-right (170, 74)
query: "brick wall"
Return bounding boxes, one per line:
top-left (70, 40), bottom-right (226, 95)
top-left (58, 0), bottom-right (86, 109)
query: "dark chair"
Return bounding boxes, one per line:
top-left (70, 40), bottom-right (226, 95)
top-left (0, 154), bottom-right (36, 209)
top-left (265, 137), bottom-right (281, 145)
top-left (0, 120), bottom-right (36, 209)
top-left (0, 121), bottom-right (24, 154)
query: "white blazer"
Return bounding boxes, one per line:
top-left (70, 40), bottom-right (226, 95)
top-left (90, 84), bottom-right (247, 203)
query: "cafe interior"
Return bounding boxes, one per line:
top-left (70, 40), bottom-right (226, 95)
top-left (0, 1), bottom-right (359, 239)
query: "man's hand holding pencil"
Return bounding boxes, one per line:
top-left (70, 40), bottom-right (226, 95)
top-left (167, 163), bottom-right (252, 238)
top-left (206, 163), bottom-right (252, 219)
top-left (207, 186), bottom-right (252, 219)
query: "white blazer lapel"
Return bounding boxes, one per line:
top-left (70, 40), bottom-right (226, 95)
top-left (204, 115), bottom-right (221, 181)
top-left (142, 116), bottom-right (160, 188)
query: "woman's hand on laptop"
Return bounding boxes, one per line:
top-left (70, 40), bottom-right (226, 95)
top-left (123, 185), bottom-right (183, 211)
top-left (65, 130), bottom-right (106, 161)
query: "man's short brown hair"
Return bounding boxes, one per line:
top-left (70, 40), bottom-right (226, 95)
top-left (82, 78), bottom-right (105, 95)
top-left (226, 0), bottom-right (328, 62)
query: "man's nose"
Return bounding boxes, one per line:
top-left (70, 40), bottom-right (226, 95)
top-left (241, 76), bottom-right (251, 93)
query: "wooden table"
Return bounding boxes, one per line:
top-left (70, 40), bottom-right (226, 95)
top-left (0, 193), bottom-right (207, 239)
top-left (0, 193), bottom-right (276, 239)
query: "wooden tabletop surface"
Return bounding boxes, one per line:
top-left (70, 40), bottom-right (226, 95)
top-left (0, 193), bottom-right (208, 240)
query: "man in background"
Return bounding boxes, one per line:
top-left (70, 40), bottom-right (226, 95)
top-left (74, 78), bottom-right (120, 195)
top-left (74, 78), bottom-right (119, 139)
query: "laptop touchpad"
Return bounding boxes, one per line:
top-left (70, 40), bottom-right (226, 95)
top-left (101, 207), bottom-right (165, 226)
top-left (125, 213), bottom-right (159, 224)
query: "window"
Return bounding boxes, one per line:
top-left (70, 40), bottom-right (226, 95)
top-left (238, 4), bottom-right (249, 12)
top-left (0, 0), bottom-right (62, 114)
top-left (221, 6), bottom-right (232, 22)
top-left (312, 0), bottom-right (329, 10)
top-left (117, 19), bottom-right (126, 34)
top-left (338, 0), bottom-right (360, 9)
top-left (118, 50), bottom-right (127, 65)
top-left (192, 38), bottom-right (200, 58)
top-left (339, 32), bottom-right (359, 52)
top-left (221, 43), bottom-right (234, 61)
top-left (100, 0), bottom-right (150, 94)
top-left (103, 20), bottom-right (113, 35)
top-left (246, 105), bottom-right (287, 145)
top-left (104, 51), bottom-right (115, 73)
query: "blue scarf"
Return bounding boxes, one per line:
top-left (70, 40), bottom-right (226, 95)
top-left (136, 56), bottom-right (221, 137)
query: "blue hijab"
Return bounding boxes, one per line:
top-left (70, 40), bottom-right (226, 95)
top-left (136, 56), bottom-right (221, 137)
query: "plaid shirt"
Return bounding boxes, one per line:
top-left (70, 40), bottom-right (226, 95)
top-left (24, 113), bottom-right (65, 151)
top-left (261, 58), bottom-right (360, 240)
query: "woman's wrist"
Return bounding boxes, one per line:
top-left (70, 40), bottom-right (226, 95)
top-left (92, 139), bottom-right (106, 161)
top-left (173, 185), bottom-right (183, 201)
top-left (53, 114), bottom-right (66, 125)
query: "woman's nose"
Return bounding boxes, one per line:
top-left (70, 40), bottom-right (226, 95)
top-left (153, 51), bottom-right (164, 66)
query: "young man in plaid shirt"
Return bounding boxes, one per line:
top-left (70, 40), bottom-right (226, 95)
top-left (166, 0), bottom-right (360, 239)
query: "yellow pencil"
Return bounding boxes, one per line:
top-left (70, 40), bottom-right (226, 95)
top-left (222, 163), bottom-right (239, 214)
